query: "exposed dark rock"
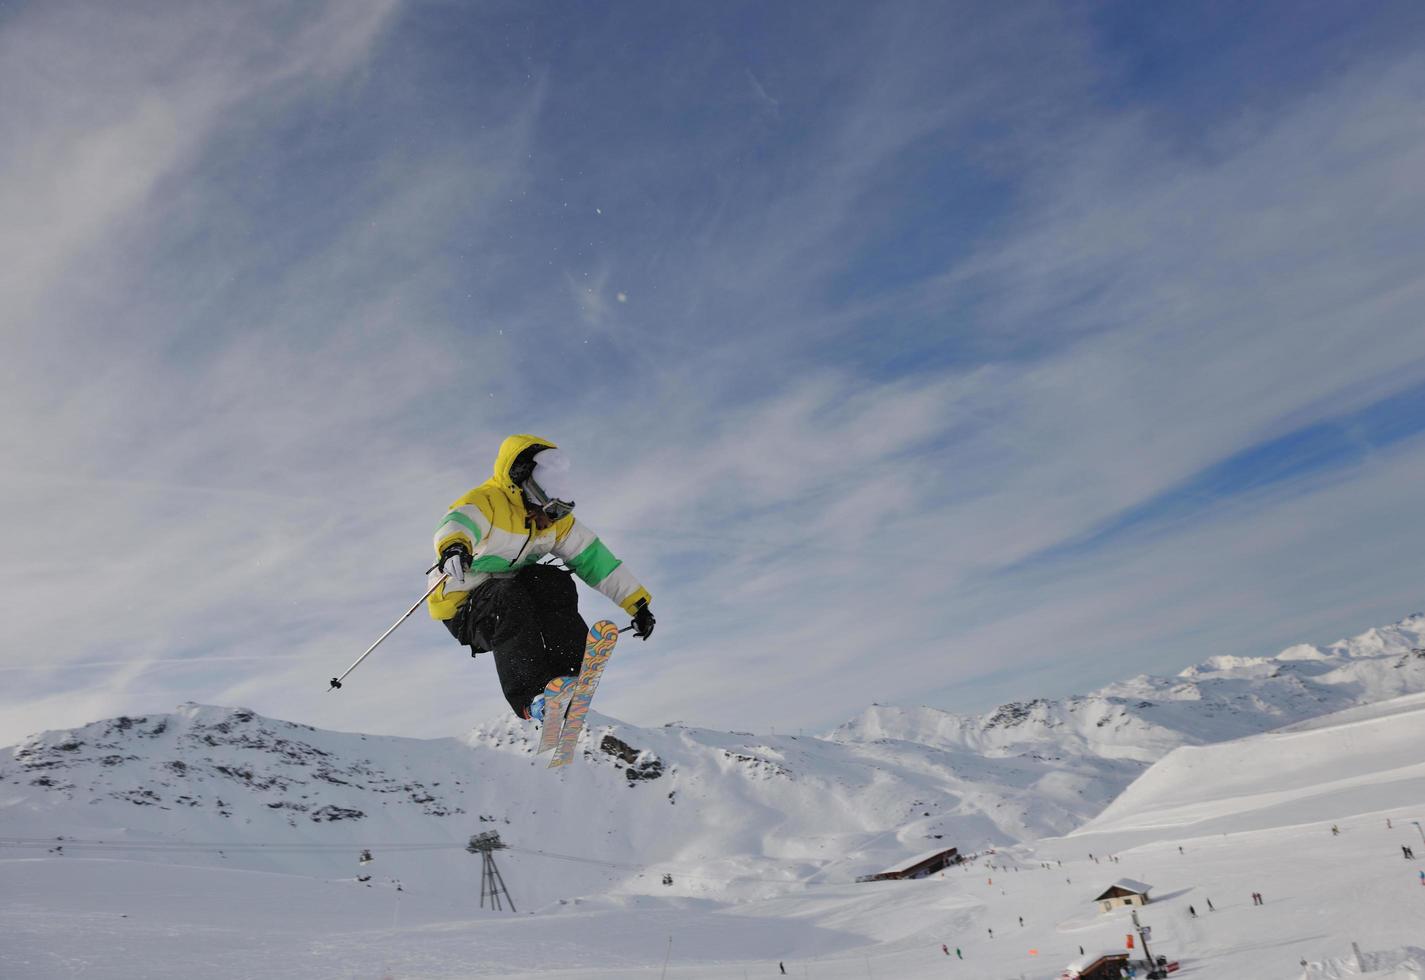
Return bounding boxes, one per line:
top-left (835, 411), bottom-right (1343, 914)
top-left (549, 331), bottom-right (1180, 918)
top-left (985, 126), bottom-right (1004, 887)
top-left (600, 734), bottom-right (664, 782)
top-left (721, 750), bottom-right (790, 780)
top-left (117, 788), bottom-right (161, 806)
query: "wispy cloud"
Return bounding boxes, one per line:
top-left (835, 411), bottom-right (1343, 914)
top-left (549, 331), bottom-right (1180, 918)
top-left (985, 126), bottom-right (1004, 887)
top-left (3, 2), bottom-right (1424, 746)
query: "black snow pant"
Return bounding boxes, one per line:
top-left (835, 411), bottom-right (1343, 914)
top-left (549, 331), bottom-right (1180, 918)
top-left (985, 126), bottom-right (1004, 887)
top-left (445, 563), bottom-right (589, 716)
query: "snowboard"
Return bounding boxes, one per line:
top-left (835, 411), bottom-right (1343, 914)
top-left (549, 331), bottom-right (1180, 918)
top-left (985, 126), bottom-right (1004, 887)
top-left (545, 619), bottom-right (619, 768)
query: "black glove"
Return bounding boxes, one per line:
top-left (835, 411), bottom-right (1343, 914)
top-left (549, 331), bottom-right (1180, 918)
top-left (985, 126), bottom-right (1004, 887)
top-left (631, 599), bottom-right (655, 640)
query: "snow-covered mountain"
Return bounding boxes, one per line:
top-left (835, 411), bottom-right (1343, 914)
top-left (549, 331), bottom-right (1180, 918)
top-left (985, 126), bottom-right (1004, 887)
top-left (3, 615), bottom-right (1423, 911)
top-left (0, 699), bottom-right (1083, 908)
top-left (833, 613), bottom-right (1425, 766)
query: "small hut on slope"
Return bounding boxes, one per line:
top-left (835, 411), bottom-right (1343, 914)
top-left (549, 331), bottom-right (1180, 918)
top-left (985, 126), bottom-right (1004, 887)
top-left (856, 846), bottom-right (961, 882)
top-left (1092, 878), bottom-right (1152, 912)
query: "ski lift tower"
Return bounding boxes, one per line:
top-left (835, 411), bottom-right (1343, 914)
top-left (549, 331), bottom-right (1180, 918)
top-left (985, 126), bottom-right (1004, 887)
top-left (467, 831), bottom-right (516, 912)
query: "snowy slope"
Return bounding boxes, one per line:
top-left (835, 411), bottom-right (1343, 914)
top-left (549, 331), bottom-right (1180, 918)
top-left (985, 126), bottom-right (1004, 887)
top-left (1032, 691), bottom-right (1425, 980)
top-left (1068, 691), bottom-right (1425, 844)
top-left (5, 695), bottom-right (1425, 978)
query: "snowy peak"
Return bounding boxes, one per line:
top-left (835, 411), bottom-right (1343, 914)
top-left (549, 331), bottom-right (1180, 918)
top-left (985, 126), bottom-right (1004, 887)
top-left (1, 702), bottom-right (692, 903)
top-left (1181, 614), bottom-right (1425, 673)
top-left (1176, 653), bottom-right (1278, 677)
top-left (831, 696), bottom-right (1183, 764)
top-left (6, 702), bottom-right (470, 825)
top-left (831, 615), bottom-right (1425, 776)
top-left (1324, 613), bottom-right (1425, 657)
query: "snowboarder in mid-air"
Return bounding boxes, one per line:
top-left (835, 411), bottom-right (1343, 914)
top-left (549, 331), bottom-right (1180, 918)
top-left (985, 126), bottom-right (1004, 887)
top-left (428, 435), bottom-right (655, 721)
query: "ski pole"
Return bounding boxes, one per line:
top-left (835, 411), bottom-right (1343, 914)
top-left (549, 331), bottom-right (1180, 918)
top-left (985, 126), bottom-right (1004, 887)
top-left (328, 574), bottom-right (448, 692)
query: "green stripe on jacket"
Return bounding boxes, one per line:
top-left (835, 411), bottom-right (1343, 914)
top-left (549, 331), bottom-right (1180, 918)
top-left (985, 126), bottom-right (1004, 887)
top-left (437, 511), bottom-right (484, 544)
top-left (567, 539), bottom-right (621, 586)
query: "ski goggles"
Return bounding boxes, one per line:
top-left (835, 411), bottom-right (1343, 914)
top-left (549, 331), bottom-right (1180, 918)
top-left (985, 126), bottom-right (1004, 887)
top-left (522, 478), bottom-right (574, 520)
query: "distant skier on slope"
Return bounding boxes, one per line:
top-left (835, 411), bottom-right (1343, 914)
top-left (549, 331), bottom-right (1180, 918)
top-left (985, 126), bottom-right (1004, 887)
top-left (427, 434), bottom-right (655, 719)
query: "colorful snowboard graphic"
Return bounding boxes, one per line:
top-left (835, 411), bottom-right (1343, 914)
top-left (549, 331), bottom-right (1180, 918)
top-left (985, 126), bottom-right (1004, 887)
top-left (547, 619), bottom-right (619, 768)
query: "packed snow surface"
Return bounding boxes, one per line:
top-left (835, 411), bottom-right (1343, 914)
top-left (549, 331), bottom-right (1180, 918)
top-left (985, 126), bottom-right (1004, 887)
top-left (3, 615), bottom-right (1424, 978)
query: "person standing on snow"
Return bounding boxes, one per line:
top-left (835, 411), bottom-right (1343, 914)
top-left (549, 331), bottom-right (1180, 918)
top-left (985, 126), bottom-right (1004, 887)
top-left (428, 435), bottom-right (655, 720)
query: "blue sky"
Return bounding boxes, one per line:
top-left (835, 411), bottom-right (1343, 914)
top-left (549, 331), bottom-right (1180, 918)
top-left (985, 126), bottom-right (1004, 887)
top-left (3, 1), bottom-right (1425, 746)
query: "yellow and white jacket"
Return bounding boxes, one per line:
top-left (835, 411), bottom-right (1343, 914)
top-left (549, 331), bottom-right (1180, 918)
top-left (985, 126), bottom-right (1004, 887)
top-left (426, 434), bottom-right (651, 622)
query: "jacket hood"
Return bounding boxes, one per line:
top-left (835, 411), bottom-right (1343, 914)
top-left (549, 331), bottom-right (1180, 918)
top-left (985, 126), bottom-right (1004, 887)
top-left (491, 434), bottom-right (558, 492)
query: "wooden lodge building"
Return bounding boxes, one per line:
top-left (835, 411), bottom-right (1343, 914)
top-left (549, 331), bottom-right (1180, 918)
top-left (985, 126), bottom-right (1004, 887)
top-left (856, 846), bottom-right (961, 882)
top-left (1092, 878), bottom-right (1153, 912)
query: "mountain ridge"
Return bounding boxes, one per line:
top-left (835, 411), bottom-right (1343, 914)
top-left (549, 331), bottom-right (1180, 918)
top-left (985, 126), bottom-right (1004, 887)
top-left (3, 614), bottom-right (1422, 908)
top-left (832, 613), bottom-right (1425, 761)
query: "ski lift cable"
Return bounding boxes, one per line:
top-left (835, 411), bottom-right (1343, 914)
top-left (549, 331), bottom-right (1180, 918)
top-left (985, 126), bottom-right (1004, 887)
top-left (505, 845), bottom-right (812, 885)
top-left (0, 836), bottom-right (839, 885)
